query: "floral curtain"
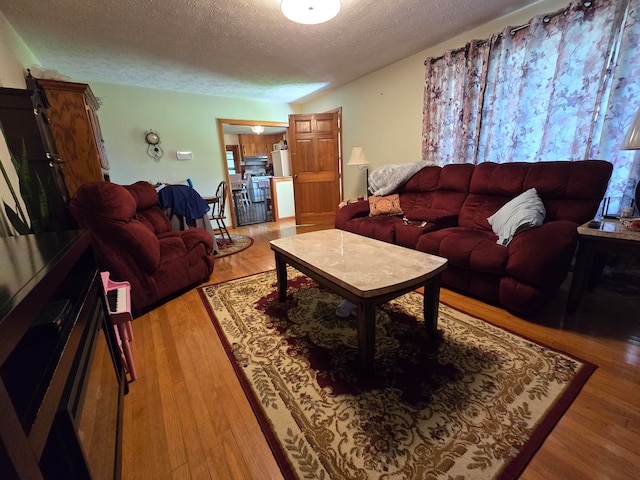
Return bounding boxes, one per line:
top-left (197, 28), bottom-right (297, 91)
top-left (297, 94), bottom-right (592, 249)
top-left (422, 40), bottom-right (492, 165)
top-left (422, 0), bottom-right (640, 214)
top-left (589, 0), bottom-right (640, 212)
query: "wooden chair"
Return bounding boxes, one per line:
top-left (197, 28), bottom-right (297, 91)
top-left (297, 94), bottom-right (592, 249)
top-left (209, 181), bottom-right (232, 242)
top-left (229, 173), bottom-right (251, 210)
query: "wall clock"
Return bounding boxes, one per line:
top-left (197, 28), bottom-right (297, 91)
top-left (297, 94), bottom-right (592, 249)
top-left (145, 130), bottom-right (163, 161)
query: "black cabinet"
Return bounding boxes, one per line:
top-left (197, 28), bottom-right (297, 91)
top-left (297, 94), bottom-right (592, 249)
top-left (0, 231), bottom-right (124, 479)
top-left (0, 87), bottom-right (72, 234)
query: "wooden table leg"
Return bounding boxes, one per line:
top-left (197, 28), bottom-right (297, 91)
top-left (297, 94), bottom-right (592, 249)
top-left (566, 237), bottom-right (596, 314)
top-left (274, 254), bottom-right (288, 302)
top-left (356, 301), bottom-right (377, 374)
top-left (423, 274), bottom-right (441, 336)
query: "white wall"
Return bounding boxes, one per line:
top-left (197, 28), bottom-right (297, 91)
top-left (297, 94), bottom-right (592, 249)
top-left (302, 0), bottom-right (566, 200)
top-left (91, 82), bottom-right (296, 198)
top-left (0, 11), bottom-right (37, 89)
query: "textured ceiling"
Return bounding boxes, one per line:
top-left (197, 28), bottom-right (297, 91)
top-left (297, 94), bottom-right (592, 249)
top-left (0, 0), bottom-right (533, 103)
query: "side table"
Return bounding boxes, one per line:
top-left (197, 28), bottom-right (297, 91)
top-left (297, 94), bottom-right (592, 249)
top-left (566, 218), bottom-right (640, 313)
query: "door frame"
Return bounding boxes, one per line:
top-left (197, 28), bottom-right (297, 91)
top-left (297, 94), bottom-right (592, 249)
top-left (216, 118), bottom-right (289, 228)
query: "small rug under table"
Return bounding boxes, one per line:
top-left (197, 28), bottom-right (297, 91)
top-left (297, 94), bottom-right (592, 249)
top-left (198, 268), bottom-right (595, 480)
top-left (214, 234), bottom-right (253, 258)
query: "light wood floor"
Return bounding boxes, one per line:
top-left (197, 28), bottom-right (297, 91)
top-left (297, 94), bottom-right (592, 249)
top-left (121, 219), bottom-right (640, 480)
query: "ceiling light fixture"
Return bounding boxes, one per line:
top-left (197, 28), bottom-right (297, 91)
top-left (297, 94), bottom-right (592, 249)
top-left (251, 125), bottom-right (265, 134)
top-left (281, 0), bottom-right (342, 25)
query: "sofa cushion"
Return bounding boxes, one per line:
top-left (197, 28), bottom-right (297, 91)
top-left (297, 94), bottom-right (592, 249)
top-left (124, 181), bottom-right (172, 235)
top-left (404, 208), bottom-right (458, 224)
top-left (506, 220), bottom-right (578, 288)
top-left (136, 208), bottom-right (173, 235)
top-left (344, 215), bottom-right (398, 243)
top-left (392, 208), bottom-right (459, 248)
top-left (369, 194), bottom-right (403, 216)
top-left (458, 162), bottom-right (532, 231)
top-left (487, 188), bottom-right (546, 245)
top-left (72, 181), bottom-right (137, 222)
top-left (459, 161), bottom-right (612, 231)
top-left (522, 160), bottom-right (613, 223)
top-left (399, 163), bottom-right (474, 213)
top-left (126, 180), bottom-right (159, 210)
top-left (399, 165), bottom-right (442, 195)
top-left (416, 227), bottom-right (508, 276)
top-left (158, 235), bottom-right (189, 263)
top-left (395, 221), bottom-right (442, 249)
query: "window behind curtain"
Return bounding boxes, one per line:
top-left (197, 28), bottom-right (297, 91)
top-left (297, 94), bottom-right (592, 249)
top-left (423, 0), bottom-right (640, 214)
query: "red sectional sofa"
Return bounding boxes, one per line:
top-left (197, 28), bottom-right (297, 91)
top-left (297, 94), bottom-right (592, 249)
top-left (71, 180), bottom-right (215, 316)
top-left (335, 161), bottom-right (613, 316)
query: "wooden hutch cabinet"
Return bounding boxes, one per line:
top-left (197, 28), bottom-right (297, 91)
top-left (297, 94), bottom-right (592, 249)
top-left (35, 79), bottom-right (109, 198)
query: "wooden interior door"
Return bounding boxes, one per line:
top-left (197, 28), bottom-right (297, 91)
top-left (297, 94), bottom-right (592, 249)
top-left (288, 112), bottom-right (341, 225)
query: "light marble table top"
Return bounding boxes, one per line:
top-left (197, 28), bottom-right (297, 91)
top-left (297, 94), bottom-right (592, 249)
top-left (270, 229), bottom-right (447, 298)
top-left (578, 218), bottom-right (640, 242)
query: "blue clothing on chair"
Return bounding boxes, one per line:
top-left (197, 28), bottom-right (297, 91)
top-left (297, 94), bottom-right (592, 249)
top-left (157, 184), bottom-right (210, 226)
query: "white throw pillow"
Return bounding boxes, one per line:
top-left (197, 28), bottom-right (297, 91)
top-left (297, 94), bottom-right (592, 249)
top-left (487, 188), bottom-right (546, 246)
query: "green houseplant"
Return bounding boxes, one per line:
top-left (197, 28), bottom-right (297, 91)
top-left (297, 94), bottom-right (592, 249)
top-left (1, 122), bottom-right (52, 235)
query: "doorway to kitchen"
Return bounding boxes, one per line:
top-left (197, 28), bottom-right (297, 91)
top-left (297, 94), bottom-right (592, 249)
top-left (217, 119), bottom-right (289, 228)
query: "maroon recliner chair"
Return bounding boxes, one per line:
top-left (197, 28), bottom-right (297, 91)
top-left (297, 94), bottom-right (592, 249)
top-left (71, 181), bottom-right (214, 316)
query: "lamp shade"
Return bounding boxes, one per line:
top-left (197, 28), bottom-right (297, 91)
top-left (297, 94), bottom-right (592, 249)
top-left (623, 108), bottom-right (640, 150)
top-left (347, 146), bottom-right (369, 166)
top-left (281, 0), bottom-right (341, 25)
top-left (251, 125), bottom-right (265, 134)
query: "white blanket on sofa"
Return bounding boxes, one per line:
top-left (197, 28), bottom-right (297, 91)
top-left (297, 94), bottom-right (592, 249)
top-left (368, 161), bottom-right (432, 196)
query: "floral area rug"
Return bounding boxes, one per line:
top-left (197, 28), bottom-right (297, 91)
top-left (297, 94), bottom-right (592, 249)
top-left (214, 234), bottom-right (253, 258)
top-left (198, 268), bottom-right (595, 480)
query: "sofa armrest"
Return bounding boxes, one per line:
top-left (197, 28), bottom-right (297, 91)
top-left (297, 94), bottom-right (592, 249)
top-left (180, 228), bottom-right (215, 253)
top-left (335, 201), bottom-right (371, 229)
top-left (506, 221), bottom-right (578, 288)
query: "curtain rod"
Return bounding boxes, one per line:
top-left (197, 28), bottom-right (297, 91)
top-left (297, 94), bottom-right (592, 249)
top-left (424, 1), bottom-right (593, 65)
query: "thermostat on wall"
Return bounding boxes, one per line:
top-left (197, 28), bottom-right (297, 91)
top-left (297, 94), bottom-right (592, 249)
top-left (176, 151), bottom-right (192, 161)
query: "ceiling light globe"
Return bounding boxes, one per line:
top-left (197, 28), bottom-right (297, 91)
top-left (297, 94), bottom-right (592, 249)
top-left (281, 0), bottom-right (341, 25)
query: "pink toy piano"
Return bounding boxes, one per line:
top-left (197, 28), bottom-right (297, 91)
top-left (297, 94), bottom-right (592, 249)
top-left (100, 271), bottom-right (137, 381)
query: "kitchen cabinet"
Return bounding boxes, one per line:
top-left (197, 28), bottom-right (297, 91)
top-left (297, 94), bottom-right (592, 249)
top-left (239, 134), bottom-right (282, 157)
top-left (35, 78), bottom-right (109, 198)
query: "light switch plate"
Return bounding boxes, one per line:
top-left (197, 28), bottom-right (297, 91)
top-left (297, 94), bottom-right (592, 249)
top-left (176, 151), bottom-right (192, 160)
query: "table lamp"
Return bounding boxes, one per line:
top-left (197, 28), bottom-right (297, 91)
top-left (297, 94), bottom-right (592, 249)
top-left (622, 107), bottom-right (640, 215)
top-left (347, 146), bottom-right (370, 197)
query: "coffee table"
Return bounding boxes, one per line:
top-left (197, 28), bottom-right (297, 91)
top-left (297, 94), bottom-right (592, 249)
top-left (270, 229), bottom-right (448, 374)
